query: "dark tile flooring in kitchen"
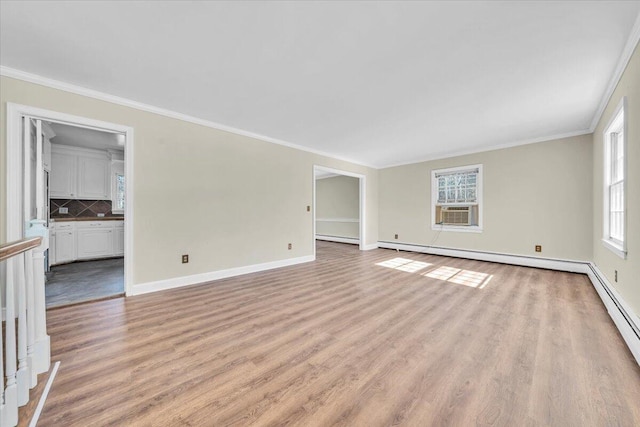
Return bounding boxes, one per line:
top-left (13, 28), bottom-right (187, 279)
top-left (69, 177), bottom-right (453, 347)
top-left (45, 258), bottom-right (124, 308)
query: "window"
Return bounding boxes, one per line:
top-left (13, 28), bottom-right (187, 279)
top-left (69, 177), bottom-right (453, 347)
top-left (602, 98), bottom-right (626, 258)
top-left (111, 160), bottom-right (125, 214)
top-left (115, 173), bottom-right (125, 211)
top-left (431, 164), bottom-right (483, 232)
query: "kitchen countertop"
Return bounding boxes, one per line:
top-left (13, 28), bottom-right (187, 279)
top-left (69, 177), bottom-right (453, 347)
top-left (50, 217), bottom-right (124, 222)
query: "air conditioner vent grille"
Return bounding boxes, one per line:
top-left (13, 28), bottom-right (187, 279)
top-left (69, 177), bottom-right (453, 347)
top-left (440, 206), bottom-right (470, 225)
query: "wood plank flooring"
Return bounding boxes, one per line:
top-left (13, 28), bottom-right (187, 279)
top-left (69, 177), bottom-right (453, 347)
top-left (27, 241), bottom-right (640, 426)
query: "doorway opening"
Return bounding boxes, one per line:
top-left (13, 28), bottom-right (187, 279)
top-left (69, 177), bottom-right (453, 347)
top-left (45, 123), bottom-right (126, 307)
top-left (313, 165), bottom-right (366, 256)
top-left (6, 103), bottom-right (134, 306)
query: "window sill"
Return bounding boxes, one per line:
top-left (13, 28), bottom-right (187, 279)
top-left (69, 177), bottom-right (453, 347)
top-left (602, 238), bottom-right (627, 259)
top-left (432, 225), bottom-right (483, 233)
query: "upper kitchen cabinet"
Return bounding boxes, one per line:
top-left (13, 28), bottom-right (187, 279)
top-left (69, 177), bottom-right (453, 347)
top-left (50, 145), bottom-right (110, 199)
top-left (78, 156), bottom-right (110, 199)
top-left (50, 151), bottom-right (77, 198)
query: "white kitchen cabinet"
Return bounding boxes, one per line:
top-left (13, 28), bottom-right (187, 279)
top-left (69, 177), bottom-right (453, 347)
top-left (78, 157), bottom-right (110, 199)
top-left (50, 145), bottom-right (111, 200)
top-left (53, 222), bottom-right (76, 264)
top-left (50, 152), bottom-right (77, 198)
top-left (77, 222), bottom-right (114, 259)
top-left (113, 221), bottom-right (125, 256)
top-left (50, 220), bottom-right (123, 265)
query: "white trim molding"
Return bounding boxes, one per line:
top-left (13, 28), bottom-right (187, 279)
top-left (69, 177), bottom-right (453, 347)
top-left (316, 218), bottom-right (359, 223)
top-left (5, 103), bottom-right (135, 296)
top-left (601, 97), bottom-right (628, 260)
top-left (315, 235), bottom-right (360, 245)
top-left (377, 240), bottom-right (640, 365)
top-left (313, 165), bottom-right (367, 253)
top-left (0, 66), bottom-right (374, 168)
top-left (589, 12), bottom-right (640, 132)
top-left (131, 255), bottom-right (315, 296)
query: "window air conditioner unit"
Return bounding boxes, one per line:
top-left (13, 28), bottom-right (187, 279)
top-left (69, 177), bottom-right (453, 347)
top-left (440, 206), bottom-right (470, 225)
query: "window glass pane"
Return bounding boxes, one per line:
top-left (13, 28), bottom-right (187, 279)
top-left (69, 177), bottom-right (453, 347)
top-left (609, 181), bottom-right (624, 241)
top-left (116, 174), bottom-right (125, 210)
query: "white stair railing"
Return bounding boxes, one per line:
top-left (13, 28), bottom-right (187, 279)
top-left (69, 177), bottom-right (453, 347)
top-left (0, 233), bottom-right (49, 427)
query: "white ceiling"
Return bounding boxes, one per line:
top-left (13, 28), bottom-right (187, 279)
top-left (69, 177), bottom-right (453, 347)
top-left (49, 122), bottom-right (124, 152)
top-left (1, 1), bottom-right (639, 168)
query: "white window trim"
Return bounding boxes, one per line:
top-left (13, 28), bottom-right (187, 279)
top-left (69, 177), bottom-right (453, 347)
top-left (431, 164), bottom-right (483, 232)
top-left (602, 97), bottom-right (627, 259)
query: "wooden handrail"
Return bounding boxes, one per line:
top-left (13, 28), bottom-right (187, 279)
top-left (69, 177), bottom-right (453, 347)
top-left (0, 237), bottom-right (43, 262)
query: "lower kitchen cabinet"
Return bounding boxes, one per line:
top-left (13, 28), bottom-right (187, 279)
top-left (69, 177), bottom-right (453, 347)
top-left (50, 220), bottom-right (123, 265)
top-left (77, 226), bottom-right (113, 259)
top-left (113, 222), bottom-right (125, 256)
top-left (54, 227), bottom-right (76, 264)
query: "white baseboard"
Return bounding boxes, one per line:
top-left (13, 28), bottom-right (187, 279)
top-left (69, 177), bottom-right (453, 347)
top-left (377, 240), bottom-right (640, 366)
top-left (377, 241), bottom-right (588, 273)
top-left (586, 264), bottom-right (640, 365)
top-left (315, 235), bottom-right (360, 245)
top-left (130, 255), bottom-right (315, 296)
top-left (361, 243), bottom-right (379, 251)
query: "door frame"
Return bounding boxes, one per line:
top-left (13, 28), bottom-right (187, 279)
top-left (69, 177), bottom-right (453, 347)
top-left (313, 165), bottom-right (366, 257)
top-left (6, 103), bottom-right (135, 296)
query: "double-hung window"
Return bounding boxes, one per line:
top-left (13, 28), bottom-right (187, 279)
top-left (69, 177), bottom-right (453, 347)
top-left (602, 98), bottom-right (627, 258)
top-left (431, 164), bottom-right (483, 232)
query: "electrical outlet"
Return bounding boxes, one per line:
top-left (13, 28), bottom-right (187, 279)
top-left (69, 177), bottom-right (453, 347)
top-left (615, 270), bottom-right (618, 282)
top-left (535, 245), bottom-right (542, 252)
top-left (288, 243), bottom-right (292, 250)
top-left (182, 254), bottom-right (189, 264)
top-left (395, 234), bottom-right (398, 240)
top-left (306, 205), bottom-right (310, 212)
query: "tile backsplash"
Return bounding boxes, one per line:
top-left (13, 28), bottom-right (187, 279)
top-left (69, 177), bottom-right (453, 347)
top-left (50, 199), bottom-right (123, 218)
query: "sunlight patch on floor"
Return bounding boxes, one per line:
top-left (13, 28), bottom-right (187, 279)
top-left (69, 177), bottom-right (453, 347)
top-left (376, 257), bottom-right (493, 289)
top-left (375, 257), bottom-right (432, 273)
top-left (448, 270), bottom-right (492, 288)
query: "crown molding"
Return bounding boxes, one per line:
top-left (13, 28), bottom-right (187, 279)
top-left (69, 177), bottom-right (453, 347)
top-left (0, 66), bottom-right (375, 169)
top-left (379, 129), bottom-right (592, 169)
top-left (589, 11), bottom-right (640, 132)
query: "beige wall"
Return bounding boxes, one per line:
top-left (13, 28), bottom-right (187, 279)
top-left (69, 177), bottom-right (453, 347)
top-left (592, 43), bottom-right (640, 317)
top-left (315, 175), bottom-right (360, 239)
top-left (379, 134), bottom-right (593, 261)
top-left (0, 76), bottom-right (378, 285)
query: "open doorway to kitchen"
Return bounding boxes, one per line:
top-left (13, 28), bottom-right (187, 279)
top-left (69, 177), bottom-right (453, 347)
top-left (45, 123), bottom-right (126, 307)
top-left (313, 166), bottom-right (366, 256)
top-left (6, 103), bottom-right (134, 308)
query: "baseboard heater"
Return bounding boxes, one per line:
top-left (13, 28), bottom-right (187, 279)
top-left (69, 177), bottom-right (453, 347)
top-left (315, 235), bottom-right (360, 245)
top-left (588, 263), bottom-right (640, 342)
top-left (378, 240), bottom-right (640, 365)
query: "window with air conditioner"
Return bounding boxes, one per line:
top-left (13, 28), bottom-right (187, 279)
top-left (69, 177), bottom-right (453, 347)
top-left (431, 164), bottom-right (483, 232)
top-left (602, 98), bottom-right (626, 259)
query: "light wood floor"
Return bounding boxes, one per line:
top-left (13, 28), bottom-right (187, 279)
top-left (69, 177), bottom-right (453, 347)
top-left (25, 241), bottom-right (640, 426)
